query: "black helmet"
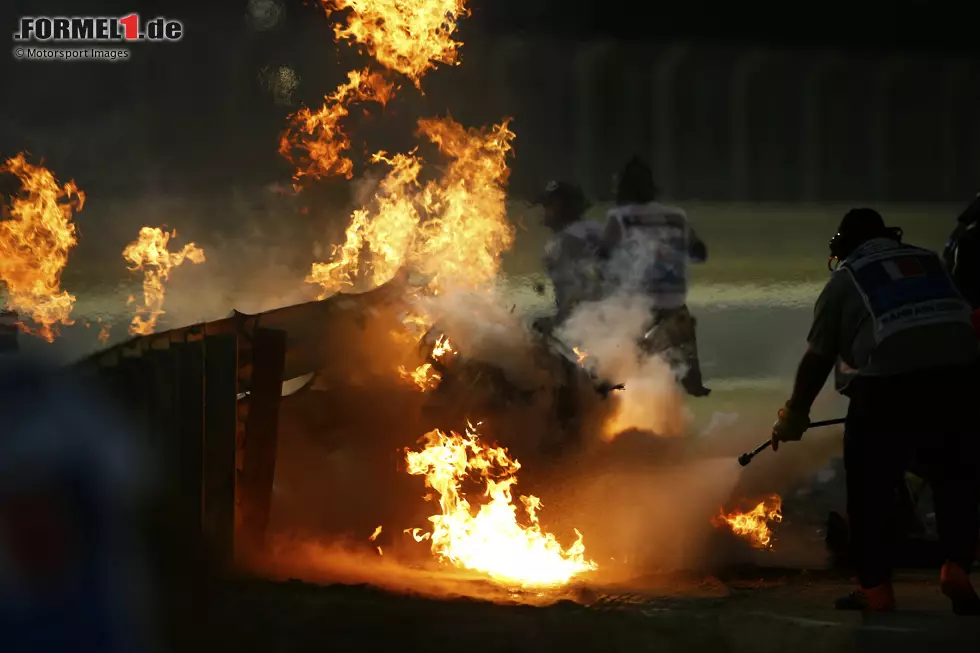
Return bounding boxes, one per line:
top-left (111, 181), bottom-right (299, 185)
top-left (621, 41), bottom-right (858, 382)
top-left (828, 208), bottom-right (902, 270)
top-left (533, 180), bottom-right (590, 216)
top-left (614, 155), bottom-right (659, 205)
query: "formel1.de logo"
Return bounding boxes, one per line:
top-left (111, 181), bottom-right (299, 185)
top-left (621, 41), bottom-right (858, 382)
top-left (13, 14), bottom-right (183, 42)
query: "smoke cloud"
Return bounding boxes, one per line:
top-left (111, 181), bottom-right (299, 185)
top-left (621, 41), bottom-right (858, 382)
top-left (556, 292), bottom-right (689, 440)
top-left (415, 287), bottom-right (551, 392)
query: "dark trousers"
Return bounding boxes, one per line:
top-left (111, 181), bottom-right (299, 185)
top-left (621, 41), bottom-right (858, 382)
top-left (844, 364), bottom-right (980, 588)
top-left (642, 305), bottom-right (709, 395)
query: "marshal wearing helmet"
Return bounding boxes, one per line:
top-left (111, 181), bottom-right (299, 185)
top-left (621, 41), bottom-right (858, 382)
top-left (770, 208), bottom-right (980, 614)
top-left (599, 156), bottom-right (710, 397)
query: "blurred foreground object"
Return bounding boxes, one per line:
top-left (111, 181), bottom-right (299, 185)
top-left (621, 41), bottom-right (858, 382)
top-left (0, 355), bottom-right (158, 652)
top-left (944, 192), bottom-right (980, 309)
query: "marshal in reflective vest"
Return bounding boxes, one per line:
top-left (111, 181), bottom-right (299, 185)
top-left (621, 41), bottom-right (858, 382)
top-left (606, 204), bottom-right (691, 305)
top-left (842, 244), bottom-right (973, 344)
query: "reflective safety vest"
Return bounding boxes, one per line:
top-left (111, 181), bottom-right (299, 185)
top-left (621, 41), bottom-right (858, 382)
top-left (842, 241), bottom-right (974, 344)
top-left (606, 203), bottom-right (690, 307)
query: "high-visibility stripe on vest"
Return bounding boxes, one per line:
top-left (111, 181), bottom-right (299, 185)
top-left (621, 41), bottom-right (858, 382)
top-left (842, 242), bottom-right (973, 345)
top-left (605, 203), bottom-right (690, 307)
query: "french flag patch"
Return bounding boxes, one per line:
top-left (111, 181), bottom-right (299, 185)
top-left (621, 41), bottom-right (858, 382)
top-left (882, 257), bottom-right (926, 279)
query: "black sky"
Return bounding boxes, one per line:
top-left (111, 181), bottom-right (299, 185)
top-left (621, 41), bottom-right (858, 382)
top-left (479, 1), bottom-right (979, 53)
top-left (0, 0), bottom-right (976, 200)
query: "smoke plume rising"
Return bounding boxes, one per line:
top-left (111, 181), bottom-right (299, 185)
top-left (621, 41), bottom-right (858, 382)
top-left (556, 292), bottom-right (688, 440)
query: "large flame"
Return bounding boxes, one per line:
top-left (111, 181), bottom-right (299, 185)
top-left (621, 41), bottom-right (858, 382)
top-left (122, 227), bottom-right (206, 335)
top-left (279, 68), bottom-right (394, 188)
top-left (282, 0), bottom-right (467, 187)
top-left (411, 117), bottom-right (515, 292)
top-left (323, 0), bottom-right (468, 87)
top-left (714, 495), bottom-right (783, 549)
top-left (306, 117), bottom-right (515, 298)
top-left (405, 424), bottom-right (596, 587)
top-left (295, 3), bottom-right (588, 587)
top-left (0, 153), bottom-right (83, 342)
top-left (294, 0), bottom-right (516, 303)
top-left (307, 151), bottom-right (423, 293)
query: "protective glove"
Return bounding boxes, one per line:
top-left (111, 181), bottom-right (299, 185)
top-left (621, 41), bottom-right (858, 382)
top-left (771, 402), bottom-right (809, 451)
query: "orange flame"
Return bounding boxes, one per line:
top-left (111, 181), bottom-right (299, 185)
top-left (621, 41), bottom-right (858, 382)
top-left (405, 423), bottom-right (596, 586)
top-left (714, 495), bottom-right (783, 549)
top-left (307, 117), bottom-right (515, 298)
top-left (279, 68), bottom-right (395, 188)
top-left (431, 334), bottom-right (453, 358)
top-left (323, 0), bottom-right (468, 88)
top-left (122, 227), bottom-right (206, 336)
top-left (398, 362), bottom-right (441, 391)
top-left (411, 117), bottom-right (515, 292)
top-left (369, 525), bottom-right (384, 556)
top-left (0, 153), bottom-right (83, 342)
top-left (399, 334), bottom-right (455, 391)
top-left (307, 151), bottom-right (422, 294)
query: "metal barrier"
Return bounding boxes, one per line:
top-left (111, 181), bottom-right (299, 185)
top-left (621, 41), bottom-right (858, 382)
top-left (74, 275), bottom-right (409, 566)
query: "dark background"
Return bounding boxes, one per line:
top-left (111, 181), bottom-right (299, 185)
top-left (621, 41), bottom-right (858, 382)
top-left (1, 0), bottom-right (978, 207)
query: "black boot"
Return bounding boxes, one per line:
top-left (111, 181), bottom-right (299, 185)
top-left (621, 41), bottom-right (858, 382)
top-left (680, 353), bottom-right (711, 397)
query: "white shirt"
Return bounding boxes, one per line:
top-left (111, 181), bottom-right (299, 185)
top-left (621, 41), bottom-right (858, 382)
top-left (604, 202), bottom-right (693, 308)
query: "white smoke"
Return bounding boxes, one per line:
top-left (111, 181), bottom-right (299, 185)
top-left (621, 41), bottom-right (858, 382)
top-left (414, 287), bottom-right (551, 392)
top-left (556, 292), bottom-right (689, 440)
